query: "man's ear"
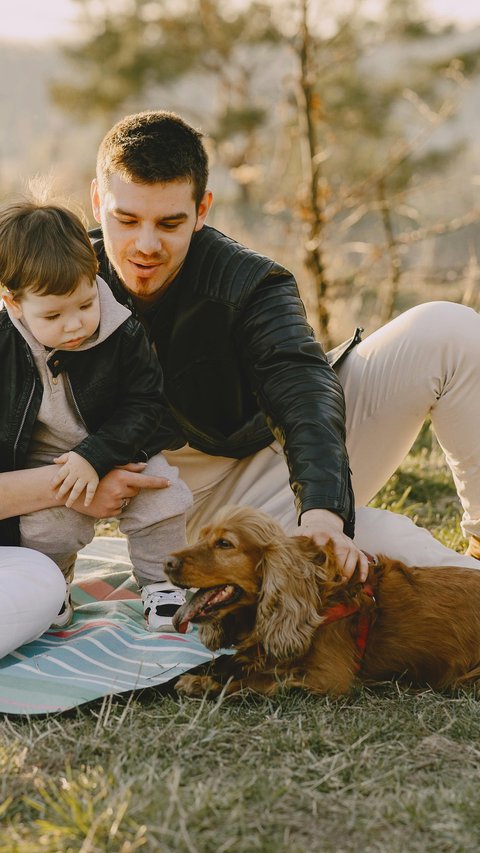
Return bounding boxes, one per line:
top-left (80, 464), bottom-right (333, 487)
top-left (2, 291), bottom-right (23, 319)
top-left (91, 178), bottom-right (101, 224)
top-left (194, 190), bottom-right (213, 232)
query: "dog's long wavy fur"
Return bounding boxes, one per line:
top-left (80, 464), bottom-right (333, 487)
top-left (166, 506), bottom-right (480, 698)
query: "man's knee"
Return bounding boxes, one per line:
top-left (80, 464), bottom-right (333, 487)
top-left (400, 301), bottom-right (480, 346)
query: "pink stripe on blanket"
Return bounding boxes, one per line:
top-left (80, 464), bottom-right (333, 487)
top-left (78, 579), bottom-right (140, 601)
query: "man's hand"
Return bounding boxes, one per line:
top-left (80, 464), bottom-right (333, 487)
top-left (295, 508), bottom-right (369, 582)
top-left (70, 462), bottom-right (171, 518)
top-left (52, 451), bottom-right (99, 508)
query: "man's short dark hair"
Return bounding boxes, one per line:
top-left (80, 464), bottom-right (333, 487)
top-left (96, 111), bottom-right (209, 208)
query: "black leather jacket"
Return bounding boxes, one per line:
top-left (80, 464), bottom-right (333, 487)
top-left (0, 307), bottom-right (181, 545)
top-left (91, 224), bottom-right (357, 535)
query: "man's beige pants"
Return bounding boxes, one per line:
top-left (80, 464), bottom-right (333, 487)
top-left (165, 302), bottom-right (480, 569)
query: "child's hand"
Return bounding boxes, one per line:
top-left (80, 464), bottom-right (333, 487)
top-left (51, 451), bottom-right (100, 508)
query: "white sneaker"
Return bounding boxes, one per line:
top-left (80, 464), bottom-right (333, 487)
top-left (141, 583), bottom-right (190, 633)
top-left (50, 582), bottom-right (73, 629)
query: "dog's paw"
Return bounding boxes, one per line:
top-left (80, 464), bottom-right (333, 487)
top-left (175, 674), bottom-right (222, 698)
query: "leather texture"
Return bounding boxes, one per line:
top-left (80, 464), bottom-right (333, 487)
top-left (92, 225), bottom-right (356, 535)
top-left (0, 309), bottom-right (181, 545)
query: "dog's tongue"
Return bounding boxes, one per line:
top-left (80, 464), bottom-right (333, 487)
top-left (172, 587), bottom-right (218, 633)
top-left (173, 586), bottom-right (235, 633)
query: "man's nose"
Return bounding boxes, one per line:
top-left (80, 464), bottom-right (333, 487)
top-left (135, 226), bottom-right (161, 255)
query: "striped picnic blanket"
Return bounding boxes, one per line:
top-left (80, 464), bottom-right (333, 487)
top-left (0, 537), bottom-right (221, 715)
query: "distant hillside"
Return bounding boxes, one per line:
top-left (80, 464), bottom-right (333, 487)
top-left (0, 44), bottom-right (82, 188)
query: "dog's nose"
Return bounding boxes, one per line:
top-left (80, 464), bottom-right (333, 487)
top-left (165, 555), bottom-right (182, 572)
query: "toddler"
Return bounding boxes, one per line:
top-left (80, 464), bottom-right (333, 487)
top-left (0, 198), bottom-right (191, 631)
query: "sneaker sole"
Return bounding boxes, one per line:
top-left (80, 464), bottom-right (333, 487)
top-left (50, 605), bottom-right (74, 630)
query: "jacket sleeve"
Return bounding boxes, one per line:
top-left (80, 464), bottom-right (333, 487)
top-left (238, 266), bottom-right (355, 536)
top-left (72, 322), bottom-right (183, 478)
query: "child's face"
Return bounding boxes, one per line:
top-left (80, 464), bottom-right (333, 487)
top-left (7, 277), bottom-right (100, 350)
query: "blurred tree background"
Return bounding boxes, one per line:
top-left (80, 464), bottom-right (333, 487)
top-left (2, 0), bottom-right (480, 344)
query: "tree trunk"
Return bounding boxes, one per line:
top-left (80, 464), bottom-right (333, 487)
top-left (296, 0), bottom-right (331, 347)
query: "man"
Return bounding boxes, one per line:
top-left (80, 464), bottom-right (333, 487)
top-left (89, 109), bottom-right (480, 578)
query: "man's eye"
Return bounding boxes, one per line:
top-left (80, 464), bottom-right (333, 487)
top-left (161, 222), bottom-right (181, 230)
top-left (214, 538), bottom-right (234, 549)
top-left (117, 218), bottom-right (136, 226)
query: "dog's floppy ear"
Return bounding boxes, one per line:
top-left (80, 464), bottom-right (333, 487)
top-left (256, 537), bottom-right (324, 660)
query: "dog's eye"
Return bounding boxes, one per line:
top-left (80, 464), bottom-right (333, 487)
top-left (214, 538), bottom-right (234, 549)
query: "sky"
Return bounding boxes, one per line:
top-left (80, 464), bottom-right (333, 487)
top-left (1, 0), bottom-right (480, 43)
top-left (1, 0), bottom-right (77, 42)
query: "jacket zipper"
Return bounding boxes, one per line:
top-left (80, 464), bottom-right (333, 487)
top-left (13, 359), bottom-right (36, 469)
top-left (65, 373), bottom-right (88, 430)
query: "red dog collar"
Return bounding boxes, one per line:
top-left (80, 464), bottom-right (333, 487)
top-left (321, 582), bottom-right (376, 663)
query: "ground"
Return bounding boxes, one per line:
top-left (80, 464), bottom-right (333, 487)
top-left (2, 425), bottom-right (479, 853)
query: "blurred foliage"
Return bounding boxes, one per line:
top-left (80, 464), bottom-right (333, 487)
top-left (215, 105), bottom-right (268, 141)
top-left (52, 0), bottom-right (456, 179)
top-left (380, 0), bottom-right (435, 38)
top-left (52, 0), bottom-right (281, 136)
top-left (51, 0), bottom-right (480, 336)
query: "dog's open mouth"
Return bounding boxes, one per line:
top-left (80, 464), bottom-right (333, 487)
top-left (172, 584), bottom-right (242, 633)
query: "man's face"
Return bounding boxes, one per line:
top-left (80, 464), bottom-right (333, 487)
top-left (91, 174), bottom-right (212, 300)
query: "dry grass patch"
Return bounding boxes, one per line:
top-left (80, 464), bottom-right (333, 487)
top-left (2, 428), bottom-right (479, 852)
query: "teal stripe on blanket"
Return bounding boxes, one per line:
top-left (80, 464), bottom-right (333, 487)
top-left (0, 538), bottom-right (225, 715)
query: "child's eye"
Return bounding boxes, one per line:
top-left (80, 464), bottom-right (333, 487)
top-left (80, 302), bottom-right (94, 310)
top-left (45, 315), bottom-right (60, 321)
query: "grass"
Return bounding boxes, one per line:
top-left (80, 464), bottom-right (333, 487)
top-left (1, 424), bottom-right (479, 853)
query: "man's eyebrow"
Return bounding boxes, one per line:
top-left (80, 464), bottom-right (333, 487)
top-left (113, 207), bottom-right (188, 221)
top-left (158, 212), bottom-right (189, 222)
top-left (112, 207), bottom-right (140, 218)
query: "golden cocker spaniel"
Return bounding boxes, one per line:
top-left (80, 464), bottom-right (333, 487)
top-left (165, 506), bottom-right (480, 698)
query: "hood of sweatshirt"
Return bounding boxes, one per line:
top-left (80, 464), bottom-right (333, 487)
top-left (4, 275), bottom-right (131, 357)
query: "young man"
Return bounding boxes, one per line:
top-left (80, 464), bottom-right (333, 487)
top-left (85, 109), bottom-right (479, 572)
top-left (0, 199), bottom-right (192, 631)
